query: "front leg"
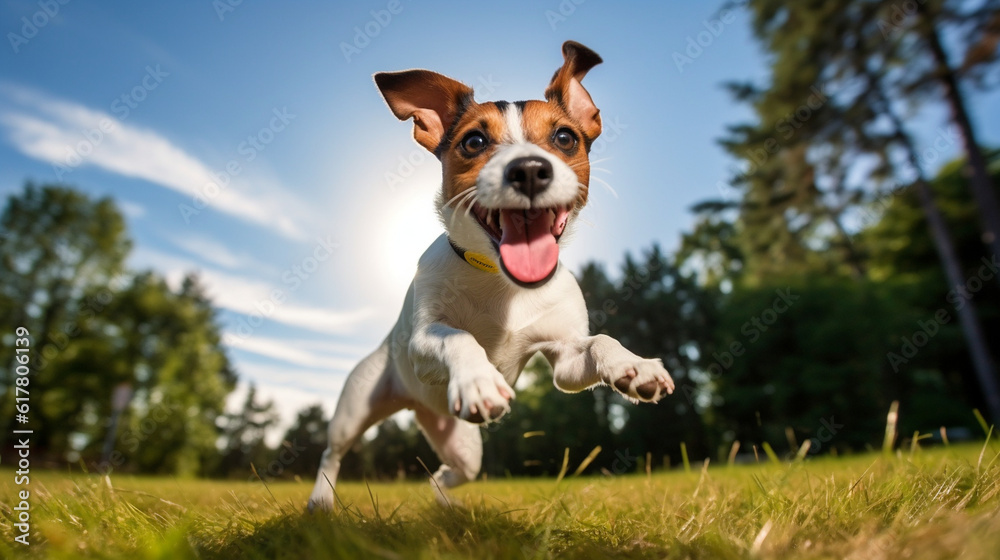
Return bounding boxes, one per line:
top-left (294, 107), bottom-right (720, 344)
top-left (409, 323), bottom-right (515, 423)
top-left (538, 334), bottom-right (675, 403)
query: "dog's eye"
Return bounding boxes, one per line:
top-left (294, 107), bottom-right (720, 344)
top-left (552, 128), bottom-right (577, 152)
top-left (460, 131), bottom-right (489, 155)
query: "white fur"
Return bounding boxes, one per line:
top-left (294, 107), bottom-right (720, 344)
top-left (308, 103), bottom-right (675, 513)
top-left (474, 142), bottom-right (580, 210)
top-left (503, 104), bottom-right (527, 143)
top-left (474, 105), bottom-right (580, 212)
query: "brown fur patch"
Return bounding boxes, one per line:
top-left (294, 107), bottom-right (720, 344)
top-left (440, 100), bottom-right (592, 209)
top-left (520, 101), bottom-right (591, 207)
top-left (440, 102), bottom-right (508, 204)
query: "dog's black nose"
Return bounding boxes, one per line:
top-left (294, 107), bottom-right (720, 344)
top-left (504, 157), bottom-right (553, 200)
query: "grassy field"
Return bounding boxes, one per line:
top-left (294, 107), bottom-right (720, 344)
top-left (2, 443), bottom-right (999, 559)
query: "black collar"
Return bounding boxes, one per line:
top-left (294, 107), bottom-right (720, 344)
top-left (447, 238), bottom-right (500, 274)
top-left (447, 238), bottom-right (558, 288)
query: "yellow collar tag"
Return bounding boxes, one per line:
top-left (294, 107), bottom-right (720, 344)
top-left (448, 237), bottom-right (500, 274)
top-left (462, 250), bottom-right (499, 274)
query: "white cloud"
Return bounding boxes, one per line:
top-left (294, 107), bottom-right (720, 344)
top-left (0, 84), bottom-right (311, 240)
top-left (225, 379), bottom-right (341, 447)
top-left (129, 247), bottom-right (373, 336)
top-left (169, 233), bottom-right (263, 271)
top-left (226, 377), bottom-right (412, 448)
top-left (234, 361), bottom-right (348, 395)
top-left (118, 199), bottom-right (146, 219)
top-left (225, 334), bottom-right (360, 372)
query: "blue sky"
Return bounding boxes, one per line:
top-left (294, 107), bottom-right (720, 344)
top-left (2, 0), bottom-right (997, 436)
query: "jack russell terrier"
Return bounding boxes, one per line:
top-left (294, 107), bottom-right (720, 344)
top-left (309, 41), bottom-right (674, 511)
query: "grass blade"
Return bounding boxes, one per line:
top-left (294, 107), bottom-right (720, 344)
top-left (250, 462), bottom-right (285, 515)
top-left (762, 442), bottom-right (779, 464)
top-left (555, 448), bottom-right (570, 484)
top-left (572, 446), bottom-right (602, 477)
top-left (794, 440), bottom-right (811, 462)
top-left (883, 400), bottom-right (900, 455)
top-left (973, 408), bottom-right (991, 437)
top-left (728, 441), bottom-right (741, 467)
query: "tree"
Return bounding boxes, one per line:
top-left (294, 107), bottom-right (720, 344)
top-left (720, 0), bottom-right (1000, 421)
top-left (862, 153), bottom-right (1000, 419)
top-left (578, 246), bottom-right (718, 465)
top-left (90, 272), bottom-right (237, 475)
top-left (213, 384), bottom-right (278, 477)
top-left (0, 184), bottom-right (130, 455)
top-left (909, 1), bottom-right (1000, 260)
top-left (272, 404), bottom-right (328, 478)
top-left (0, 183), bottom-right (238, 472)
top-left (676, 209), bottom-right (746, 292)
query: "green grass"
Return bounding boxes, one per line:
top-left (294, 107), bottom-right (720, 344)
top-left (2, 443), bottom-right (999, 559)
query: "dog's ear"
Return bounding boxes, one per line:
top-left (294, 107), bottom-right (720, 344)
top-left (374, 70), bottom-right (474, 154)
top-left (544, 41), bottom-right (603, 141)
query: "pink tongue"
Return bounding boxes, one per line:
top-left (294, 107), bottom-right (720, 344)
top-left (499, 209), bottom-right (559, 284)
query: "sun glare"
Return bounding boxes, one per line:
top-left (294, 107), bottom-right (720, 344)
top-left (377, 185), bottom-right (444, 296)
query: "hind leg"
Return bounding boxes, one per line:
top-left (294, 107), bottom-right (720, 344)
top-left (414, 406), bottom-right (482, 505)
top-left (308, 342), bottom-right (407, 512)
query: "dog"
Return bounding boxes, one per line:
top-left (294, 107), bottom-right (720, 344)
top-left (308, 41), bottom-right (674, 511)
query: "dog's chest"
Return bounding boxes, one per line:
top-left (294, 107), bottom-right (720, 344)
top-left (448, 281), bottom-right (578, 376)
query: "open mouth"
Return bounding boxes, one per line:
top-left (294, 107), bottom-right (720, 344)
top-left (472, 203), bottom-right (571, 286)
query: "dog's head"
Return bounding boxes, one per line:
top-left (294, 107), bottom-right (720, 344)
top-left (374, 41), bottom-right (602, 287)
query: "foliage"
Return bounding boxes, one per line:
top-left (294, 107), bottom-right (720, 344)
top-left (213, 385), bottom-right (279, 478)
top-left (0, 184), bottom-right (236, 474)
top-left (715, 0), bottom-right (1000, 284)
top-left (861, 152), bottom-right (1000, 416)
top-left (270, 404), bottom-right (329, 479)
top-left (0, 184), bottom-right (131, 455)
top-left (711, 277), bottom-right (972, 456)
top-left (578, 246), bottom-right (719, 464)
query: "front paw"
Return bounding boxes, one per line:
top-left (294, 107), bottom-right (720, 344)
top-left (608, 358), bottom-right (674, 403)
top-left (448, 370), bottom-right (515, 423)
